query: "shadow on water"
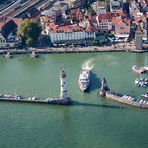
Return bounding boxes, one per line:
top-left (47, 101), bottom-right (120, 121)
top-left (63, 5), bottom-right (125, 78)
top-left (0, 100), bottom-right (124, 110)
top-left (72, 100), bottom-right (125, 110)
top-left (87, 71), bottom-right (101, 93)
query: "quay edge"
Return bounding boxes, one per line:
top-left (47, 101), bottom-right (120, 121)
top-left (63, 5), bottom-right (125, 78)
top-left (0, 48), bottom-right (148, 56)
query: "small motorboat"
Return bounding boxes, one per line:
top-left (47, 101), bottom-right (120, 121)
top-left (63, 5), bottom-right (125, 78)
top-left (4, 52), bottom-right (13, 59)
top-left (31, 96), bottom-right (37, 100)
top-left (143, 66), bottom-right (148, 71)
top-left (132, 65), bottom-right (147, 74)
top-left (141, 91), bottom-right (148, 98)
top-left (135, 78), bottom-right (148, 87)
top-left (29, 51), bottom-right (38, 58)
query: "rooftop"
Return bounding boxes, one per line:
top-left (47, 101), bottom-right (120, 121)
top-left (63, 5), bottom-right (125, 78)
top-left (26, 7), bottom-right (40, 19)
top-left (97, 13), bottom-right (116, 22)
top-left (50, 25), bottom-right (84, 33)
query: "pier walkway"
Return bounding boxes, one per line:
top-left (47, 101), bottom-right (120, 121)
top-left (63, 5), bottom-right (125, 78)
top-left (0, 94), bottom-right (71, 105)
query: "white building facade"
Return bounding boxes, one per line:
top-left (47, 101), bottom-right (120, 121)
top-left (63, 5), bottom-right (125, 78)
top-left (47, 25), bottom-right (95, 46)
top-left (0, 32), bottom-right (20, 49)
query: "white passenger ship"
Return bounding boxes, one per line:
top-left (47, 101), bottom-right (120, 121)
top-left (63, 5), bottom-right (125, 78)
top-left (78, 69), bottom-right (90, 92)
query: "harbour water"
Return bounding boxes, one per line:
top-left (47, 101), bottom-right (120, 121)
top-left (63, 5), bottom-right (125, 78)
top-left (0, 52), bottom-right (148, 148)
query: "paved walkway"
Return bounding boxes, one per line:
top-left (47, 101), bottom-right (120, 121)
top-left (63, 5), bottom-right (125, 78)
top-left (0, 42), bottom-right (147, 54)
top-left (28, 42), bottom-right (142, 53)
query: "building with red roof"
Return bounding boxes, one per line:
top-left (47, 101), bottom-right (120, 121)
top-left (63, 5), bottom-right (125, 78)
top-left (96, 13), bottom-right (116, 31)
top-left (0, 18), bottom-right (22, 49)
top-left (44, 18), bottom-right (96, 46)
top-left (112, 17), bottom-right (130, 38)
top-left (26, 7), bottom-right (40, 21)
top-left (70, 9), bottom-right (84, 22)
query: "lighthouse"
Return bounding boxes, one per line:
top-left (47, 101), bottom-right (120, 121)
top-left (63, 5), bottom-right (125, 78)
top-left (60, 70), bottom-right (69, 100)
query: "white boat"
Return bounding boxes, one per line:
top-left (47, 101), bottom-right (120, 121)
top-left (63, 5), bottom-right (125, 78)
top-left (139, 99), bottom-right (143, 103)
top-left (14, 95), bottom-right (21, 100)
top-left (4, 52), bottom-right (13, 59)
top-left (29, 51), bottom-right (38, 58)
top-left (132, 65), bottom-right (148, 74)
top-left (78, 69), bottom-right (90, 92)
top-left (141, 91), bottom-right (148, 98)
top-left (28, 97), bottom-right (31, 100)
top-left (31, 96), bottom-right (36, 100)
top-left (143, 66), bottom-right (148, 71)
top-left (46, 98), bottom-right (50, 101)
top-left (135, 78), bottom-right (148, 87)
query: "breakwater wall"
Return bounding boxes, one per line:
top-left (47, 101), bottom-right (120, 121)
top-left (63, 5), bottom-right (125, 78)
top-left (0, 94), bottom-right (71, 105)
top-left (99, 78), bottom-right (148, 109)
top-left (105, 92), bottom-right (148, 109)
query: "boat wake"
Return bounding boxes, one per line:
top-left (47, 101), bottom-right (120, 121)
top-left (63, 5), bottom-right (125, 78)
top-left (82, 58), bottom-right (95, 70)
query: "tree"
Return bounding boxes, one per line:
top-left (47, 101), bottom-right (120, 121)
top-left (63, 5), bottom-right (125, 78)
top-left (26, 37), bottom-right (33, 46)
top-left (17, 19), bottom-right (42, 46)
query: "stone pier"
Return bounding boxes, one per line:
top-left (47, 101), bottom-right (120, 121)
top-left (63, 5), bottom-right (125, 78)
top-left (99, 78), bottom-right (148, 109)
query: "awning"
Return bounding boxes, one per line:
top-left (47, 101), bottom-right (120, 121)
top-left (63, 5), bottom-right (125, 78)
top-left (115, 34), bottom-right (129, 38)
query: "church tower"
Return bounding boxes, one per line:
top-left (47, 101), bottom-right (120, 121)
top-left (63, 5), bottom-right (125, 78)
top-left (60, 70), bottom-right (69, 100)
top-left (135, 24), bottom-right (143, 50)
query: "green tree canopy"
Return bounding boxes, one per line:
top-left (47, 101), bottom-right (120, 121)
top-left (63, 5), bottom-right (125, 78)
top-left (26, 37), bottom-right (33, 46)
top-left (17, 19), bottom-right (42, 46)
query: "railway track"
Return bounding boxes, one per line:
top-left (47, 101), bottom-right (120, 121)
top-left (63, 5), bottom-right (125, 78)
top-left (0, 0), bottom-right (57, 21)
top-left (11, 0), bottom-right (56, 17)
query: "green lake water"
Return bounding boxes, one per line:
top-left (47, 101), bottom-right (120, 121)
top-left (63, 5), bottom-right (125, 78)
top-left (0, 52), bottom-right (148, 148)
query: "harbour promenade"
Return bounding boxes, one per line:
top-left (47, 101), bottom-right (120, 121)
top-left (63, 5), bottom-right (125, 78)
top-left (0, 41), bottom-right (147, 55)
top-left (20, 41), bottom-right (147, 53)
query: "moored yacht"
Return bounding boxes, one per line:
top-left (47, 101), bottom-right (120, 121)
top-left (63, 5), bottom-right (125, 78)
top-left (132, 65), bottom-right (148, 74)
top-left (4, 52), bottom-right (13, 59)
top-left (135, 78), bottom-right (148, 87)
top-left (141, 91), bottom-right (148, 98)
top-left (29, 51), bottom-right (38, 58)
top-left (143, 66), bottom-right (148, 71)
top-left (78, 69), bottom-right (90, 92)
